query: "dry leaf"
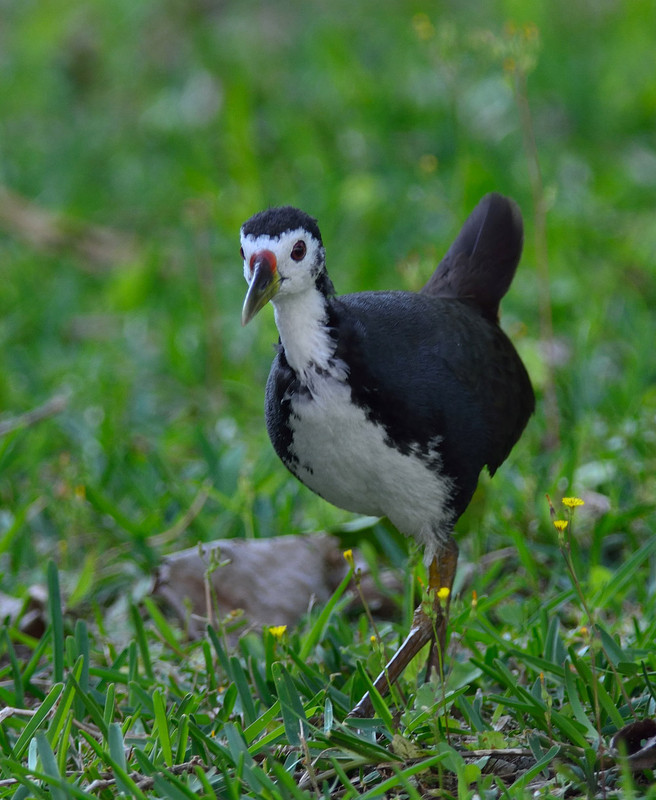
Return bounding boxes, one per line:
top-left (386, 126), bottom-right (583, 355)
top-left (153, 534), bottom-right (402, 639)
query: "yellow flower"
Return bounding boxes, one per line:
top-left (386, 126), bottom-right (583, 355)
top-left (269, 625), bottom-right (287, 639)
top-left (471, 590), bottom-right (478, 610)
top-left (343, 549), bottom-right (355, 569)
top-left (412, 13), bottom-right (435, 41)
top-left (418, 153), bottom-right (438, 175)
top-left (437, 587), bottom-right (450, 607)
top-left (370, 635), bottom-right (377, 645)
top-left (553, 519), bottom-right (568, 533)
top-left (523, 22), bottom-right (539, 42)
top-left (562, 497), bottom-right (584, 508)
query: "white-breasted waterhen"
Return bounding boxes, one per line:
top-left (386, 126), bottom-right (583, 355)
top-left (240, 193), bottom-right (534, 717)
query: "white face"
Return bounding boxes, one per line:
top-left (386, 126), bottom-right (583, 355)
top-left (240, 227), bottom-right (325, 299)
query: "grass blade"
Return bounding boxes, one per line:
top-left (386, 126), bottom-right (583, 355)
top-left (509, 744), bottom-right (560, 792)
top-left (107, 721), bottom-right (143, 797)
top-left (129, 602), bottom-right (154, 680)
top-left (46, 657), bottom-right (83, 749)
top-left (354, 660), bottom-right (394, 730)
top-left (152, 772), bottom-right (199, 800)
top-left (153, 687), bottom-right (173, 766)
top-left (142, 596), bottom-right (185, 654)
top-left (1, 627), bottom-right (25, 706)
top-left (564, 660), bottom-right (600, 741)
top-left (242, 700), bottom-right (281, 745)
top-left (207, 624), bottom-right (233, 680)
top-left (175, 713), bottom-right (190, 763)
top-left (298, 567), bottom-right (353, 661)
top-left (47, 561), bottom-right (64, 684)
top-left (11, 683), bottom-right (63, 760)
top-left (82, 727), bottom-right (148, 799)
top-left (358, 754), bottom-right (445, 799)
top-left (271, 662), bottom-right (308, 746)
top-left (229, 655), bottom-right (257, 726)
top-left (596, 535), bottom-right (656, 607)
top-left (34, 732), bottom-right (67, 800)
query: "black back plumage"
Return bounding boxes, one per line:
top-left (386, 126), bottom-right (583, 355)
top-left (260, 193), bottom-right (534, 524)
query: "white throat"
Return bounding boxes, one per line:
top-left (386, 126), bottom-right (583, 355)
top-left (272, 288), bottom-right (343, 385)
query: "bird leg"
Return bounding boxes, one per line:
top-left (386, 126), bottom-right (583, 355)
top-left (424, 537), bottom-right (459, 679)
top-left (349, 537), bottom-right (459, 718)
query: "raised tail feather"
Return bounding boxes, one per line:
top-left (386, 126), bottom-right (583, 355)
top-left (422, 193), bottom-right (524, 322)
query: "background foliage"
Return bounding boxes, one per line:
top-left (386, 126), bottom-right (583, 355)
top-left (1, 0), bottom-right (656, 796)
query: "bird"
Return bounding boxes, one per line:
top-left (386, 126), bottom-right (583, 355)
top-left (240, 193), bottom-right (534, 716)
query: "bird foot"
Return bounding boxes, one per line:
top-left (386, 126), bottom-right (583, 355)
top-left (349, 546), bottom-right (456, 718)
top-left (348, 606), bottom-right (438, 718)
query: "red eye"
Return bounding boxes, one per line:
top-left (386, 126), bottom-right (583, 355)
top-left (240, 247), bottom-right (245, 259)
top-left (291, 240), bottom-right (306, 261)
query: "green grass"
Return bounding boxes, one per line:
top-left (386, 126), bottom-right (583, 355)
top-left (2, 0), bottom-right (656, 796)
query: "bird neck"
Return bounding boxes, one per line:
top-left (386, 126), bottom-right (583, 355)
top-left (272, 287), bottom-right (340, 383)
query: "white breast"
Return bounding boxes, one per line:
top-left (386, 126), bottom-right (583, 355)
top-left (285, 377), bottom-right (455, 564)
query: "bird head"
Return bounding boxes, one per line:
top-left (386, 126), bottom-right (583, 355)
top-left (240, 206), bottom-right (330, 326)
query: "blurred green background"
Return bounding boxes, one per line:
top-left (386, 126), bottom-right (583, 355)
top-left (1, 0), bottom-right (655, 603)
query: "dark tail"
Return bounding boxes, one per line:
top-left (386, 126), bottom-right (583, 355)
top-left (421, 193), bottom-right (524, 322)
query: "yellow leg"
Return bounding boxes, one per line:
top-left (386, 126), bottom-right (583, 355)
top-left (425, 537), bottom-right (459, 677)
top-left (350, 536), bottom-right (459, 718)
